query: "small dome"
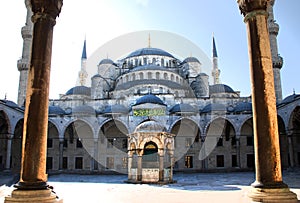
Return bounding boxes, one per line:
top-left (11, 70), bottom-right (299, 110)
top-left (49, 105), bottom-right (65, 115)
top-left (183, 57), bottom-right (201, 64)
top-left (281, 93), bottom-right (300, 105)
top-left (209, 84), bottom-right (235, 94)
top-left (134, 120), bottom-right (166, 133)
top-left (102, 104), bottom-right (128, 114)
top-left (72, 105), bottom-right (95, 115)
top-left (0, 100), bottom-right (19, 108)
top-left (125, 47), bottom-right (174, 59)
top-left (65, 86), bottom-right (91, 96)
top-left (98, 58), bottom-right (115, 66)
top-left (134, 94), bottom-right (165, 106)
top-left (201, 103), bottom-right (227, 114)
top-left (234, 102), bottom-right (252, 113)
top-left (91, 74), bottom-right (101, 79)
top-left (169, 103), bottom-right (197, 114)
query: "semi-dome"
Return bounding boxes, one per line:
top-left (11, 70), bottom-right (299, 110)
top-left (49, 105), bottom-right (65, 115)
top-left (183, 57), bottom-right (201, 64)
top-left (65, 86), bottom-right (91, 96)
top-left (98, 58), bottom-right (115, 66)
top-left (102, 104), bottom-right (128, 114)
top-left (134, 94), bottom-right (165, 106)
top-left (234, 102), bottom-right (252, 113)
top-left (281, 93), bottom-right (300, 105)
top-left (209, 84), bottom-right (235, 94)
top-left (134, 120), bottom-right (166, 133)
top-left (125, 47), bottom-right (174, 59)
top-left (169, 103), bottom-right (198, 114)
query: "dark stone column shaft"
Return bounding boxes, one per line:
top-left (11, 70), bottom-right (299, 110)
top-left (17, 0), bottom-right (62, 189)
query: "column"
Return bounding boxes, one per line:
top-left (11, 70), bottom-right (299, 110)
top-left (137, 155), bottom-right (142, 182)
top-left (287, 134), bottom-right (295, 167)
top-left (169, 150), bottom-right (174, 182)
top-left (127, 153), bottom-right (133, 180)
top-left (93, 139), bottom-right (99, 170)
top-left (59, 139), bottom-right (64, 170)
top-left (237, 0), bottom-right (297, 202)
top-left (159, 155), bottom-right (164, 182)
top-left (236, 137), bottom-right (241, 168)
top-left (5, 1), bottom-right (63, 202)
top-left (5, 134), bottom-right (14, 170)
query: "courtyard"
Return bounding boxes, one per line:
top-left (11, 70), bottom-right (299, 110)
top-left (1, 170), bottom-right (299, 203)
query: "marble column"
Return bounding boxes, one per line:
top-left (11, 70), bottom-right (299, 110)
top-left (237, 0), bottom-right (297, 202)
top-left (5, 134), bottom-right (14, 170)
top-left (59, 139), bottom-right (64, 170)
top-left (169, 150), bottom-right (174, 182)
top-left (5, 1), bottom-right (63, 202)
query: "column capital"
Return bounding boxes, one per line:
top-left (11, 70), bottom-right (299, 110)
top-left (31, 0), bottom-right (63, 23)
top-left (237, 0), bottom-right (269, 16)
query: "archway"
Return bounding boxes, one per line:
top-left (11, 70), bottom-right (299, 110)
top-left (0, 111), bottom-right (9, 170)
top-left (11, 119), bottom-right (23, 173)
top-left (240, 118), bottom-right (254, 169)
top-left (288, 106), bottom-right (300, 166)
top-left (46, 121), bottom-right (59, 171)
top-left (278, 116), bottom-right (289, 168)
top-left (143, 141), bottom-right (158, 165)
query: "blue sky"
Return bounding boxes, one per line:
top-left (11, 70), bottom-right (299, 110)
top-left (0, 0), bottom-right (299, 102)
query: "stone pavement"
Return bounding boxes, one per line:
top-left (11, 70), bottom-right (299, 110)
top-left (1, 169), bottom-right (299, 203)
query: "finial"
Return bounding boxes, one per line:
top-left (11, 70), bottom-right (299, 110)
top-left (293, 88), bottom-right (295, 95)
top-left (4, 93), bottom-right (7, 100)
top-left (148, 33), bottom-right (151, 48)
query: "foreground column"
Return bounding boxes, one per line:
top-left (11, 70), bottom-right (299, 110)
top-left (5, 0), bottom-right (63, 202)
top-left (237, 0), bottom-right (297, 202)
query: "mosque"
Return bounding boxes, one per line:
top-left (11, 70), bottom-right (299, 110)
top-left (0, 0), bottom-right (299, 183)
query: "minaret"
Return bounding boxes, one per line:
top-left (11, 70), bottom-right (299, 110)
top-left (77, 39), bottom-right (88, 86)
top-left (211, 36), bottom-right (220, 84)
top-left (267, 0), bottom-right (283, 102)
top-left (17, 0), bottom-right (33, 106)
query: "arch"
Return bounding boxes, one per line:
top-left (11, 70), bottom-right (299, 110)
top-left (139, 72), bottom-right (144, 80)
top-left (277, 115), bottom-right (289, 168)
top-left (287, 106), bottom-right (300, 166)
top-left (143, 141), bottom-right (158, 162)
top-left (0, 111), bottom-right (9, 170)
top-left (11, 119), bottom-right (23, 172)
top-left (138, 136), bottom-right (163, 150)
top-left (46, 121), bottom-right (60, 171)
top-left (147, 72), bottom-right (152, 79)
top-left (156, 72), bottom-right (160, 80)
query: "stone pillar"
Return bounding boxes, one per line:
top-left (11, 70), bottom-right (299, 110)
top-left (5, 134), bottom-right (14, 170)
top-left (159, 155), bottom-right (164, 182)
top-left (93, 140), bottom-right (99, 170)
top-left (236, 137), bottom-right (241, 168)
top-left (5, 1), bottom-right (63, 202)
top-left (127, 153), bottom-right (133, 180)
top-left (169, 150), bottom-right (174, 182)
top-left (287, 135), bottom-right (294, 167)
top-left (58, 139), bottom-right (64, 170)
top-left (237, 0), bottom-right (297, 202)
top-left (137, 155), bottom-right (142, 182)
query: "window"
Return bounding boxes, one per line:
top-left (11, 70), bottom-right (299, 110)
top-left (47, 139), bottom-right (53, 148)
top-left (46, 157), bottom-right (53, 170)
top-left (217, 137), bottom-right (223, 147)
top-left (75, 157), bottom-right (83, 169)
top-left (247, 154), bottom-right (254, 168)
top-left (62, 157), bottom-right (68, 169)
top-left (216, 155), bottom-right (224, 167)
top-left (107, 138), bottom-right (114, 148)
top-left (76, 138), bottom-right (83, 148)
top-left (247, 136), bottom-right (254, 146)
top-left (231, 137), bottom-right (236, 146)
top-left (185, 156), bottom-right (193, 168)
top-left (107, 157), bottom-right (114, 169)
top-left (232, 155), bottom-right (237, 167)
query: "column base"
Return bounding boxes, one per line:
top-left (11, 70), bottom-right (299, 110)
top-left (248, 187), bottom-right (298, 203)
top-left (4, 188), bottom-right (63, 203)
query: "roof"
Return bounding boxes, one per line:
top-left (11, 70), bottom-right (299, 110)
top-left (169, 103), bottom-right (198, 114)
top-left (234, 102), bottom-right (252, 113)
top-left (183, 57), bottom-right (201, 64)
top-left (201, 103), bottom-right (227, 113)
top-left (102, 104), bottom-right (128, 114)
top-left (134, 94), bottom-right (165, 106)
top-left (209, 84), bottom-right (235, 94)
top-left (281, 93), bottom-right (300, 105)
top-left (125, 47), bottom-right (174, 59)
top-left (49, 105), bottom-right (65, 115)
top-left (0, 100), bottom-right (19, 108)
top-left (98, 58), bottom-right (115, 66)
top-left (65, 86), bottom-right (91, 96)
top-left (134, 120), bottom-right (166, 133)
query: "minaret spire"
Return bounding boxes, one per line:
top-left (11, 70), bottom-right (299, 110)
top-left (211, 35), bottom-right (220, 85)
top-left (78, 39), bottom-right (88, 86)
top-left (148, 33), bottom-right (151, 48)
top-left (267, 0), bottom-right (283, 102)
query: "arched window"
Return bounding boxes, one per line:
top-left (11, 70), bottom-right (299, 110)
top-left (147, 72), bottom-right (152, 79)
top-left (156, 72), bottom-right (160, 80)
top-left (139, 72), bottom-right (144, 80)
top-left (164, 73), bottom-right (168, 80)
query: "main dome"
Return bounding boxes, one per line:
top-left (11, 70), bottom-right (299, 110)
top-left (125, 47), bottom-right (174, 59)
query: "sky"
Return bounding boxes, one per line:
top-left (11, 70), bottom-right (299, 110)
top-left (0, 0), bottom-right (299, 103)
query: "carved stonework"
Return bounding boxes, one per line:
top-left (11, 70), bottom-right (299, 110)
top-left (31, 0), bottom-right (63, 21)
top-left (237, 0), bottom-right (269, 16)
